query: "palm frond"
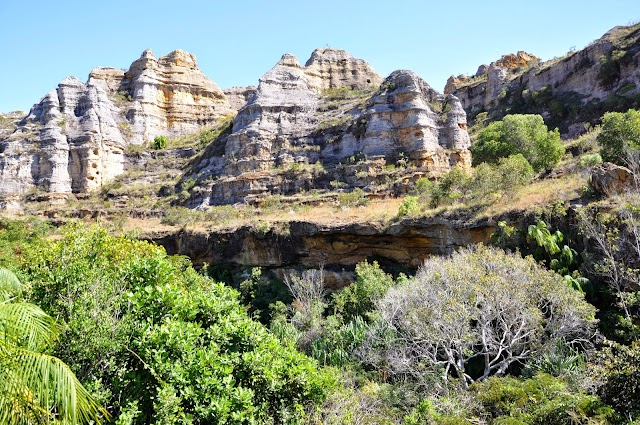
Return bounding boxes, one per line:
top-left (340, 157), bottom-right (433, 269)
top-left (1, 345), bottom-right (108, 424)
top-left (0, 268), bottom-right (22, 299)
top-left (0, 301), bottom-right (59, 350)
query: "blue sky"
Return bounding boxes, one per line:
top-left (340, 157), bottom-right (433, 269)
top-left (0, 0), bottom-right (638, 112)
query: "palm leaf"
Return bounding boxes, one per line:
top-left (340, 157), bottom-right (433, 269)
top-left (0, 301), bottom-right (59, 351)
top-left (1, 345), bottom-right (107, 424)
top-left (0, 268), bottom-right (22, 299)
top-left (0, 269), bottom-right (108, 424)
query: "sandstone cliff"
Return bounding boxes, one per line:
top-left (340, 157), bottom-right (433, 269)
top-left (0, 49), bottom-right (233, 209)
top-left (1, 47), bottom-right (471, 211)
top-left (190, 50), bottom-right (470, 207)
top-left (446, 24), bottom-right (640, 135)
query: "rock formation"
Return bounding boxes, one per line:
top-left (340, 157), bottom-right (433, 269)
top-left (590, 162), bottom-right (633, 195)
top-left (0, 76), bottom-right (127, 209)
top-left (1, 46), bottom-right (470, 210)
top-left (0, 49), bottom-right (234, 208)
top-left (190, 51), bottom-right (470, 207)
top-left (223, 86), bottom-right (257, 110)
top-left (446, 24), bottom-right (640, 136)
top-left (148, 217), bottom-right (495, 287)
top-left (304, 48), bottom-right (384, 90)
top-left (444, 51), bottom-right (541, 111)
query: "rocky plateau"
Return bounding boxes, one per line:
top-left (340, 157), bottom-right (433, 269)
top-left (446, 24), bottom-right (640, 136)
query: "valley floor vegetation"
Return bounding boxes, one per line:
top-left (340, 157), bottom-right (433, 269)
top-left (1, 109), bottom-right (640, 424)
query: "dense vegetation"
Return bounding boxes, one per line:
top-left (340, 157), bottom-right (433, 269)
top-left (1, 108), bottom-right (640, 424)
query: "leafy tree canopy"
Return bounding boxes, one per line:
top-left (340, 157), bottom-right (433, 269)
top-left (597, 108), bottom-right (640, 165)
top-left (472, 114), bottom-right (564, 171)
top-left (21, 224), bottom-right (333, 424)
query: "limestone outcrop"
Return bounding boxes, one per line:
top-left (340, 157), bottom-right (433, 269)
top-left (190, 53), bottom-right (470, 207)
top-left (0, 49), bottom-right (233, 208)
top-left (1, 46), bottom-right (470, 210)
top-left (304, 48), bottom-right (384, 90)
top-left (446, 24), bottom-right (640, 135)
top-left (0, 76), bottom-right (127, 209)
top-left (112, 49), bottom-right (234, 142)
top-left (444, 51), bottom-right (541, 111)
top-left (223, 86), bottom-right (257, 110)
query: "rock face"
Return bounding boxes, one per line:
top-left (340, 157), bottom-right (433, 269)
top-left (0, 76), bottom-right (127, 209)
top-left (304, 48), bottom-right (384, 90)
top-left (350, 70), bottom-right (471, 173)
top-left (190, 51), bottom-right (470, 207)
top-left (1, 47), bottom-right (470, 210)
top-left (112, 49), bottom-right (234, 143)
top-left (0, 49), bottom-right (233, 208)
top-left (590, 162), bottom-right (633, 195)
top-left (148, 218), bottom-right (495, 288)
top-left (446, 24), bottom-right (640, 135)
top-left (223, 86), bottom-right (257, 110)
top-left (444, 51), bottom-right (541, 111)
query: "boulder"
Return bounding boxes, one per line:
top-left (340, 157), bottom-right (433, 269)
top-left (590, 162), bottom-right (633, 195)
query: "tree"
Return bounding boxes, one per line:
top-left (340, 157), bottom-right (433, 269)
top-left (333, 261), bottom-right (395, 322)
top-left (363, 246), bottom-right (596, 388)
top-left (22, 224), bottom-right (332, 424)
top-left (597, 108), bottom-right (640, 166)
top-left (0, 268), bottom-right (106, 425)
top-left (472, 114), bottom-right (564, 171)
top-left (577, 202), bottom-right (640, 341)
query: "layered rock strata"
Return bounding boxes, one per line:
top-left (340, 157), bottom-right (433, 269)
top-left (0, 76), bottom-right (126, 209)
top-left (0, 49), bottom-right (233, 207)
top-left (446, 24), bottom-right (640, 135)
top-left (148, 218), bottom-right (495, 288)
top-left (191, 51), bottom-right (470, 206)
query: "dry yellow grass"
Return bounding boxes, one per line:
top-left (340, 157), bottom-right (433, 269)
top-left (475, 173), bottom-right (587, 219)
top-left (118, 197), bottom-right (404, 235)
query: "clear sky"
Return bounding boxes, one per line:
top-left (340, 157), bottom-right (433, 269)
top-left (0, 0), bottom-right (639, 112)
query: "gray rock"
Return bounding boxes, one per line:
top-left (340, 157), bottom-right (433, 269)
top-left (590, 162), bottom-right (633, 195)
top-left (224, 86), bottom-right (257, 110)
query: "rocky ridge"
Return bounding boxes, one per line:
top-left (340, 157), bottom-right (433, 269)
top-left (446, 24), bottom-right (640, 135)
top-left (0, 49), bottom-right (237, 209)
top-left (189, 50), bottom-right (470, 206)
top-left (0, 47), bottom-right (471, 210)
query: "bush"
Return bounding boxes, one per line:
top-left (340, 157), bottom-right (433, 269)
top-left (152, 135), bottom-right (168, 150)
top-left (598, 340), bottom-right (640, 419)
top-left (333, 261), bottom-right (395, 322)
top-left (431, 167), bottom-right (471, 207)
top-left (397, 196), bottom-right (420, 218)
top-left (366, 246), bottom-right (597, 386)
top-left (472, 114), bottom-right (564, 171)
top-left (337, 188), bottom-right (370, 208)
top-left (22, 224), bottom-right (334, 424)
top-left (577, 153), bottom-right (603, 169)
top-left (431, 155), bottom-right (533, 207)
top-left (473, 373), bottom-right (613, 424)
top-left (597, 108), bottom-right (640, 165)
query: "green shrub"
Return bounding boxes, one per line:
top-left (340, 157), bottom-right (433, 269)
top-left (414, 177), bottom-right (434, 197)
top-left (599, 341), bottom-right (640, 419)
top-left (333, 261), bottom-right (395, 322)
top-left (473, 374), bottom-right (613, 424)
top-left (22, 224), bottom-right (334, 424)
top-left (397, 196), bottom-right (420, 218)
top-left (577, 153), bottom-right (603, 169)
top-left (337, 188), bottom-right (370, 208)
top-left (430, 167), bottom-right (471, 207)
top-left (152, 135), bottom-right (168, 150)
top-left (472, 114), bottom-right (564, 171)
top-left (597, 108), bottom-right (640, 165)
